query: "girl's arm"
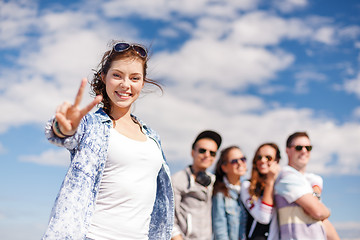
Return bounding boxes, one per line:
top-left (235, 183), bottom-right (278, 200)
top-left (241, 181), bottom-right (272, 224)
top-left (242, 163), bottom-right (279, 224)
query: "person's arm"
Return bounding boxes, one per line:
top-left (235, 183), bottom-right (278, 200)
top-left (261, 162), bottom-right (280, 206)
top-left (212, 193), bottom-right (230, 240)
top-left (45, 79), bottom-right (102, 149)
top-left (241, 184), bottom-right (272, 224)
top-left (323, 219), bottom-right (340, 240)
top-left (295, 193), bottom-right (330, 220)
top-left (246, 163), bottom-right (279, 224)
top-left (311, 179), bottom-right (340, 240)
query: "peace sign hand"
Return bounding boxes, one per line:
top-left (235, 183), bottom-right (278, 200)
top-left (53, 78), bottom-right (103, 137)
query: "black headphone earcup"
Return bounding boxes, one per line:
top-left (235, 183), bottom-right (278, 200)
top-left (195, 171), bottom-right (212, 187)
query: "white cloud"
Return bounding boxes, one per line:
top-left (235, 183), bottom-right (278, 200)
top-left (313, 26), bottom-right (336, 45)
top-left (273, 0), bottom-right (308, 13)
top-left (101, 0), bottom-right (258, 20)
top-left (258, 84), bottom-right (286, 95)
top-left (0, 0), bottom-right (37, 48)
top-left (344, 72), bottom-right (360, 98)
top-left (134, 92), bottom-right (360, 175)
top-left (19, 148), bottom-right (69, 166)
top-left (151, 38), bottom-right (294, 90)
top-left (227, 11), bottom-right (313, 46)
top-left (294, 71), bottom-right (327, 94)
top-left (338, 26), bottom-right (360, 40)
top-left (353, 107), bottom-right (360, 119)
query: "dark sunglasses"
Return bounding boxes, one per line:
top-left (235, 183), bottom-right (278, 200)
top-left (198, 148), bottom-right (217, 157)
top-left (113, 42), bottom-right (147, 58)
top-left (229, 157), bottom-right (247, 164)
top-left (256, 155), bottom-right (274, 161)
top-left (293, 145), bottom-right (313, 152)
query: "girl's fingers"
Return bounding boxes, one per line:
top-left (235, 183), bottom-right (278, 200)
top-left (80, 95), bottom-right (103, 117)
top-left (55, 112), bottom-right (72, 131)
top-left (54, 79), bottom-right (102, 134)
top-left (73, 78), bottom-right (87, 108)
top-left (57, 101), bottom-right (72, 116)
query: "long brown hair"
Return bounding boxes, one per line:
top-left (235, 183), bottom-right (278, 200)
top-left (248, 143), bottom-right (281, 200)
top-left (213, 146), bottom-right (241, 198)
top-left (90, 40), bottom-right (162, 117)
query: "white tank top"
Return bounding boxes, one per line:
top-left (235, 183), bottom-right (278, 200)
top-left (86, 128), bottom-right (163, 240)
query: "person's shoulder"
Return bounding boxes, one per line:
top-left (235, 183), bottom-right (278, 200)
top-left (131, 114), bottom-right (161, 141)
top-left (281, 165), bottom-right (296, 173)
top-left (171, 168), bottom-right (190, 189)
top-left (304, 172), bottom-right (323, 189)
top-left (240, 180), bottom-right (250, 201)
top-left (304, 172), bottom-right (322, 180)
top-left (171, 168), bottom-right (189, 180)
top-left (276, 166), bottom-right (308, 190)
top-left (241, 180), bottom-right (251, 189)
top-left (278, 165), bottom-right (300, 179)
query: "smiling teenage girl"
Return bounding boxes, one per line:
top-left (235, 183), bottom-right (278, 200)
top-left (212, 146), bottom-right (248, 240)
top-left (240, 143), bottom-right (281, 240)
top-left (42, 41), bottom-right (174, 240)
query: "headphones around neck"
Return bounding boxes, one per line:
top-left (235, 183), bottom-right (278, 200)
top-left (190, 166), bottom-right (212, 187)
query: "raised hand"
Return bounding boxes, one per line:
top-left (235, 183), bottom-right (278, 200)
top-left (53, 78), bottom-right (103, 137)
top-left (267, 161), bottom-right (280, 182)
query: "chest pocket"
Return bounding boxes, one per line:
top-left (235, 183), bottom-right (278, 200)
top-left (224, 197), bottom-right (239, 215)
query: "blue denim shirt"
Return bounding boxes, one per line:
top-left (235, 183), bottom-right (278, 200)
top-left (42, 108), bottom-right (174, 240)
top-left (212, 189), bottom-right (246, 240)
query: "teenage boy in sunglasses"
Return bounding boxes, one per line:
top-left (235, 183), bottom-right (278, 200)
top-left (171, 130), bottom-right (222, 240)
top-left (274, 132), bottom-right (339, 240)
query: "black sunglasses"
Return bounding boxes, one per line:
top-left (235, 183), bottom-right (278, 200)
top-left (293, 145), bottom-right (313, 152)
top-left (198, 148), bottom-right (217, 157)
top-left (256, 155), bottom-right (274, 161)
top-left (112, 42), bottom-right (147, 58)
top-left (229, 157), bottom-right (247, 164)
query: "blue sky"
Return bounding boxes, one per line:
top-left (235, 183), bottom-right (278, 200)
top-left (0, 0), bottom-right (359, 239)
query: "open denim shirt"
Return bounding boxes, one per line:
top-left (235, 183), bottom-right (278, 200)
top-left (212, 189), bottom-right (247, 240)
top-left (42, 108), bottom-right (174, 240)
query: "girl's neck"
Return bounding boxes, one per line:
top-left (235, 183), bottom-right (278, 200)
top-left (226, 174), bottom-right (241, 186)
top-left (110, 109), bottom-right (146, 141)
top-left (110, 106), bottom-right (132, 121)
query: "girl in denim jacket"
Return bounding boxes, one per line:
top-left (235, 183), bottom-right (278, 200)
top-left (212, 146), bottom-right (248, 240)
top-left (43, 41), bottom-right (174, 240)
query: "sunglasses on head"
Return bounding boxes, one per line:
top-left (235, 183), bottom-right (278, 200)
top-left (198, 148), bottom-right (217, 157)
top-left (112, 42), bottom-right (147, 58)
top-left (256, 155), bottom-right (274, 161)
top-left (293, 145), bottom-right (313, 152)
top-left (229, 157), bottom-right (247, 165)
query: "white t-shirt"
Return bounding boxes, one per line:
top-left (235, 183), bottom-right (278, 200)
top-left (87, 128), bottom-right (163, 240)
top-left (275, 166), bottom-right (326, 240)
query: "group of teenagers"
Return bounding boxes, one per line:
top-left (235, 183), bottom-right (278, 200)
top-left (41, 40), bottom-right (339, 240)
top-left (171, 130), bottom-right (340, 240)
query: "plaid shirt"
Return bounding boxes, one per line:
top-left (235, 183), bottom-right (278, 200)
top-left (42, 108), bottom-right (174, 239)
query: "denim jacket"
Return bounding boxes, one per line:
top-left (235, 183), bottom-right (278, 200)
top-left (212, 189), bottom-right (247, 240)
top-left (42, 108), bottom-right (174, 240)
